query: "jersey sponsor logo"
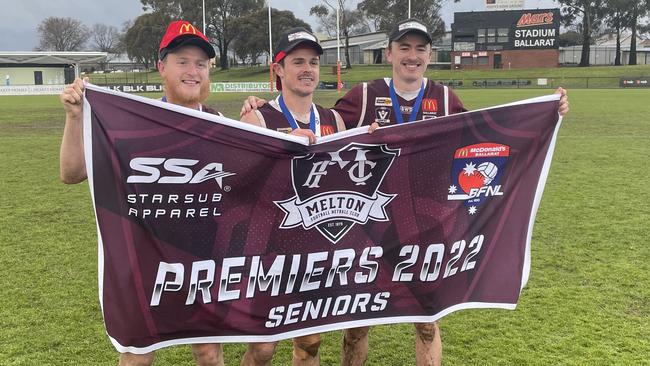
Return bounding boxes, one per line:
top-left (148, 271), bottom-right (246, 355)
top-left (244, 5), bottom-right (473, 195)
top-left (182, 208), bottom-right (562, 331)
top-left (320, 125), bottom-right (335, 136)
top-left (275, 143), bottom-right (400, 243)
top-left (400, 106), bottom-right (413, 115)
top-left (375, 107), bottom-right (391, 125)
top-left (126, 157), bottom-right (235, 188)
top-left (447, 143), bottom-right (510, 215)
top-left (422, 98), bottom-right (438, 112)
top-left (374, 97), bottom-right (392, 106)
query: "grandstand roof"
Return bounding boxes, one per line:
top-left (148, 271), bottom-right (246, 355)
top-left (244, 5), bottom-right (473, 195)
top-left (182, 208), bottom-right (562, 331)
top-left (0, 51), bottom-right (107, 65)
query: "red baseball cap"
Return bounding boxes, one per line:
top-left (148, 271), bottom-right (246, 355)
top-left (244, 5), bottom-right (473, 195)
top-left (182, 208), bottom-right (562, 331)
top-left (159, 20), bottom-right (216, 60)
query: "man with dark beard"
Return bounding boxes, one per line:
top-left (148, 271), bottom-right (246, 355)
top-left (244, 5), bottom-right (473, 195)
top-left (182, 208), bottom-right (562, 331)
top-left (59, 20), bottom-right (224, 366)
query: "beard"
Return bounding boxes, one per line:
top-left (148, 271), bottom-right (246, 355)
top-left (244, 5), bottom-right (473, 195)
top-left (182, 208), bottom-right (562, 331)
top-left (163, 78), bottom-right (209, 107)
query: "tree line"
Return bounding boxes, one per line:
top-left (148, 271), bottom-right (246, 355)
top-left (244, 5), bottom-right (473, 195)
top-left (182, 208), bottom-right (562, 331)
top-left (35, 0), bottom-right (650, 69)
top-left (559, 0), bottom-right (650, 66)
top-left (35, 0), bottom-right (449, 70)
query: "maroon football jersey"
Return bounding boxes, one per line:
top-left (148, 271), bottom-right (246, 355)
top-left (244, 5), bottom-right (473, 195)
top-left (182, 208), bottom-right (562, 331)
top-left (334, 78), bottom-right (466, 129)
top-left (254, 97), bottom-right (344, 137)
top-left (202, 105), bottom-right (223, 116)
top-left (160, 96), bottom-right (223, 117)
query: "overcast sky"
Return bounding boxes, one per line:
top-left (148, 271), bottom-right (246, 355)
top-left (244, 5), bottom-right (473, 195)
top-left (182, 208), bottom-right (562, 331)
top-left (0, 0), bottom-right (559, 51)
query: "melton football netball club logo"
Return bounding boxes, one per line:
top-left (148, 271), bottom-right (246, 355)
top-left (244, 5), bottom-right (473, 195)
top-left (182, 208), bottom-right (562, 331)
top-left (447, 143), bottom-right (510, 215)
top-left (275, 143), bottom-right (400, 244)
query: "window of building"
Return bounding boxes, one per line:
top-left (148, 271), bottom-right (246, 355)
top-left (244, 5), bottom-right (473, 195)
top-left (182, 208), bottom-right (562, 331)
top-left (478, 56), bottom-right (489, 65)
top-left (477, 28), bottom-right (486, 44)
top-left (487, 28), bottom-right (496, 43)
top-left (497, 28), bottom-right (509, 43)
top-left (460, 57), bottom-right (473, 65)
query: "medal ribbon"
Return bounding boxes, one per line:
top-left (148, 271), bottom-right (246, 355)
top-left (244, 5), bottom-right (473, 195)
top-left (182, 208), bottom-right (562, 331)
top-left (389, 79), bottom-right (425, 124)
top-left (278, 94), bottom-right (318, 136)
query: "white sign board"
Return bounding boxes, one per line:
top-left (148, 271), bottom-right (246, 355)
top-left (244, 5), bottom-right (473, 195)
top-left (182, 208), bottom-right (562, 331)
top-left (454, 42), bottom-right (476, 52)
top-left (486, 0), bottom-right (524, 10)
top-left (210, 82), bottom-right (273, 93)
top-left (0, 85), bottom-right (65, 96)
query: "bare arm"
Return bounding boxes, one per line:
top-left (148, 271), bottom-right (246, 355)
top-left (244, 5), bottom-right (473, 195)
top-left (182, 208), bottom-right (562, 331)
top-left (59, 78), bottom-right (87, 184)
top-left (240, 109), bottom-right (315, 144)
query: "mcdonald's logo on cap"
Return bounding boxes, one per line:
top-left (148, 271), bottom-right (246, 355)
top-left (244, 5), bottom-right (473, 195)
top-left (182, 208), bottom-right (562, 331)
top-left (457, 149), bottom-right (469, 157)
top-left (159, 20), bottom-right (216, 59)
top-left (179, 23), bottom-right (197, 35)
top-left (422, 98), bottom-right (437, 112)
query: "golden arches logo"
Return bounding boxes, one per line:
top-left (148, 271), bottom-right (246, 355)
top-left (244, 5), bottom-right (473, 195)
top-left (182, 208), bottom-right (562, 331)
top-left (457, 149), bottom-right (469, 157)
top-left (422, 98), bottom-right (437, 112)
top-left (179, 23), bottom-right (197, 35)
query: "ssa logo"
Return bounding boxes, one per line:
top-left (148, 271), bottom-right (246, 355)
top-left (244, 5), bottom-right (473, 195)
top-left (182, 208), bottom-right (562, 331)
top-left (275, 143), bottom-right (400, 244)
top-left (127, 157), bottom-right (235, 189)
top-left (447, 143), bottom-right (509, 215)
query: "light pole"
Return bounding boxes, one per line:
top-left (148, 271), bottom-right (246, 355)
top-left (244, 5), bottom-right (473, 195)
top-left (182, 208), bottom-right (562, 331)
top-left (202, 0), bottom-right (206, 34)
top-left (268, 1), bottom-right (273, 92)
top-left (337, 4), bottom-right (341, 93)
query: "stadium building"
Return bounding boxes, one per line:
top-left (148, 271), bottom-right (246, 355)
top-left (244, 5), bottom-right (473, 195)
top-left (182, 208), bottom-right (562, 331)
top-left (451, 8), bottom-right (560, 69)
top-left (0, 52), bottom-right (107, 85)
top-left (0, 51), bottom-right (106, 95)
top-left (319, 32), bottom-right (446, 66)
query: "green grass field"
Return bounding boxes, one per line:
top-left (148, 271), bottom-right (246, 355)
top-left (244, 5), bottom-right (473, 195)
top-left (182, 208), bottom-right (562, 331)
top-left (1, 87), bottom-right (649, 365)
top-left (88, 64), bottom-right (650, 89)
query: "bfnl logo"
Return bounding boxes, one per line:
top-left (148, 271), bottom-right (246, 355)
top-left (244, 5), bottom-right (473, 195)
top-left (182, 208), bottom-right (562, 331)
top-left (447, 143), bottom-right (510, 215)
top-left (275, 143), bottom-right (400, 244)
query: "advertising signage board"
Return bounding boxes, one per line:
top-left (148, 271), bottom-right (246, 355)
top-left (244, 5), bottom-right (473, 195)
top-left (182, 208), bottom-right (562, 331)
top-left (486, 0), bottom-right (524, 10)
top-left (452, 9), bottom-right (560, 51)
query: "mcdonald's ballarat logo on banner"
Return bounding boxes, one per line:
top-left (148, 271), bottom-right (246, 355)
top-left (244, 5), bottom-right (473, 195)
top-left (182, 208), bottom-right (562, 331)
top-left (275, 143), bottom-right (400, 243)
top-left (447, 143), bottom-right (510, 215)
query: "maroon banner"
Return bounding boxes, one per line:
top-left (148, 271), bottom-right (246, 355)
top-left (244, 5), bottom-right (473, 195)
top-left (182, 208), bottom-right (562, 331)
top-left (82, 85), bottom-right (562, 353)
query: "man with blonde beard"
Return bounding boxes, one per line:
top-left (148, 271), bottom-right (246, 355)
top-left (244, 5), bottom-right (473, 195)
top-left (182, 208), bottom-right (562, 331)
top-left (59, 20), bottom-right (224, 366)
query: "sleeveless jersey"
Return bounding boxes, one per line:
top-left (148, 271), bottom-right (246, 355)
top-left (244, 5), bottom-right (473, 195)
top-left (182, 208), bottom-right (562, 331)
top-left (202, 105), bottom-right (223, 116)
top-left (254, 97), bottom-right (345, 137)
top-left (334, 78), bottom-right (466, 129)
